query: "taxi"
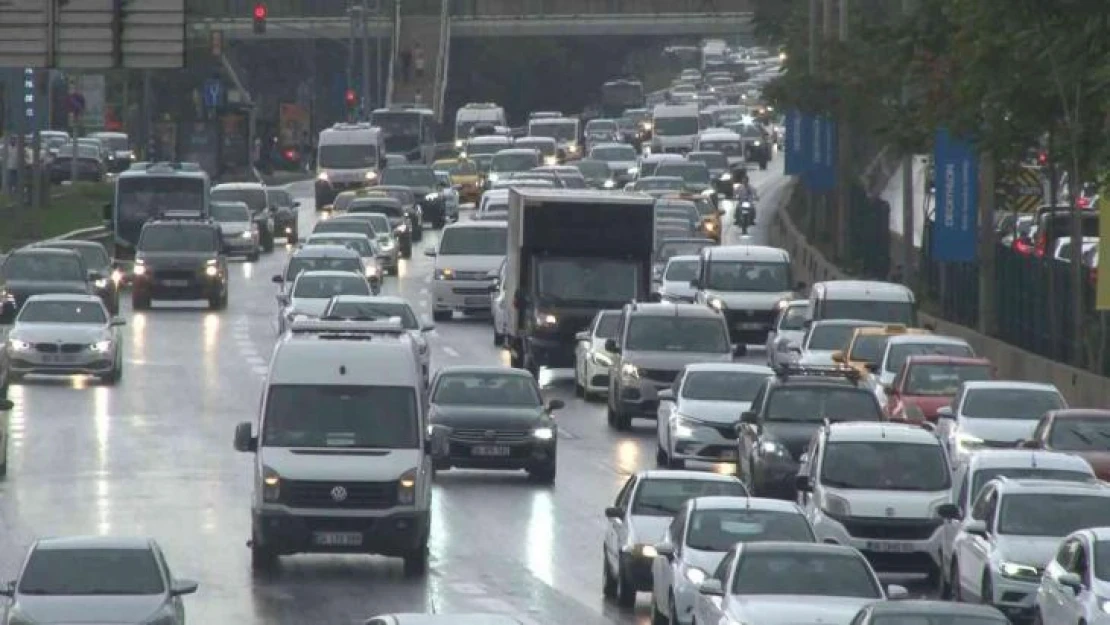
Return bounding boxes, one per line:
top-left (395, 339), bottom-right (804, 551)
top-left (661, 192), bottom-right (722, 243)
top-left (433, 158), bottom-right (481, 203)
top-left (327, 187), bottom-right (378, 217)
top-left (832, 324), bottom-right (931, 378)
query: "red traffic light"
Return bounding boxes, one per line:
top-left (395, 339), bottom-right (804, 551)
top-left (1038, 151), bottom-right (1048, 164)
top-left (345, 89), bottom-right (357, 105)
top-left (253, 3), bottom-right (267, 19)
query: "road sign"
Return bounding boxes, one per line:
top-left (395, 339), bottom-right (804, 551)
top-left (932, 128), bottom-right (980, 263)
top-left (784, 110), bottom-right (807, 176)
top-left (203, 79), bottom-right (222, 108)
top-left (806, 114), bottom-right (837, 191)
top-left (0, 0), bottom-right (186, 69)
top-left (998, 164), bottom-right (1046, 213)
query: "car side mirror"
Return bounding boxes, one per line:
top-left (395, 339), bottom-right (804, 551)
top-left (795, 474), bottom-right (811, 491)
top-left (654, 543), bottom-right (675, 560)
top-left (964, 519), bottom-right (988, 537)
top-left (1059, 572), bottom-right (1084, 593)
top-left (936, 406), bottom-right (954, 419)
top-left (293, 201), bottom-right (302, 208)
top-left (698, 580), bottom-right (724, 596)
top-left (110, 317), bottom-right (126, 327)
top-left (689, 278), bottom-right (700, 288)
top-left (424, 248), bottom-right (436, 256)
top-left (1019, 439), bottom-right (1042, 449)
top-left (421, 320), bottom-right (435, 332)
top-left (171, 579), bottom-right (199, 596)
top-left (794, 281), bottom-right (807, 292)
top-left (547, 399), bottom-right (565, 411)
top-left (604, 506), bottom-right (624, 519)
top-left (865, 363), bottom-right (879, 373)
top-left (0, 581), bottom-right (13, 597)
top-left (648, 291), bottom-right (663, 303)
top-left (604, 338), bottom-right (620, 353)
top-left (831, 350), bottom-right (845, 363)
top-left (936, 503), bottom-right (962, 520)
top-left (740, 411), bottom-right (758, 424)
top-left (886, 584), bottom-right (909, 600)
top-left (271, 275), bottom-right (284, 284)
top-left (233, 421), bottom-right (257, 453)
top-left (658, 389), bottom-right (674, 401)
top-left (276, 294), bottom-right (289, 306)
top-left (575, 331), bottom-right (589, 341)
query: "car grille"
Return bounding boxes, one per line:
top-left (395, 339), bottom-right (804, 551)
top-left (641, 368), bottom-right (678, 384)
top-left (451, 287), bottom-right (489, 296)
top-left (281, 480), bottom-right (396, 509)
top-left (34, 343), bottom-right (59, 353)
top-left (724, 309), bottom-right (775, 325)
top-left (449, 428), bottom-right (531, 443)
top-left (452, 271), bottom-right (489, 281)
top-left (840, 516), bottom-right (942, 540)
top-left (152, 269), bottom-right (196, 281)
top-left (59, 343), bottom-right (84, 353)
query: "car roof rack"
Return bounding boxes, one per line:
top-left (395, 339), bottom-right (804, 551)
top-left (154, 209), bottom-right (209, 221)
top-left (772, 363), bottom-right (861, 384)
top-left (289, 318), bottom-right (405, 339)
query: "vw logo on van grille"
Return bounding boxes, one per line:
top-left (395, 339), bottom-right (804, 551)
top-left (330, 486), bottom-right (348, 502)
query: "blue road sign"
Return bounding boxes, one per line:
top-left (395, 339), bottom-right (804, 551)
top-left (203, 79), bottom-right (222, 108)
top-left (784, 110), bottom-right (805, 176)
top-left (932, 128), bottom-right (980, 262)
top-left (805, 115), bottom-right (838, 191)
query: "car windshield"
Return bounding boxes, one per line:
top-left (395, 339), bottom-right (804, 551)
top-left (846, 334), bottom-right (890, 363)
top-left (998, 493), bottom-right (1110, 536)
top-left (1095, 541), bottom-right (1110, 581)
top-left (56, 145), bottom-right (100, 159)
top-left (699, 139), bottom-right (743, 156)
top-left (211, 188), bottom-right (266, 212)
top-left (93, 135), bottom-right (129, 151)
top-left (432, 372), bottom-right (541, 407)
top-left (350, 201), bottom-right (404, 220)
top-left (656, 163), bottom-right (711, 184)
top-left (308, 237), bottom-right (374, 257)
top-left (962, 388), bottom-right (1065, 419)
top-left (39, 244), bottom-right (107, 270)
top-left (3, 253), bottom-right (85, 281)
top-left (466, 141), bottom-right (509, 156)
top-left (664, 259), bottom-right (699, 282)
top-left (529, 122), bottom-right (577, 141)
top-left (18, 547), bottom-right (164, 595)
top-left (313, 221), bottom-right (373, 237)
top-left (438, 227), bottom-right (507, 255)
top-left (765, 388), bottom-right (883, 422)
top-left (595, 312), bottom-right (621, 338)
top-left (689, 153), bottom-right (728, 169)
top-left (324, 301), bottom-right (416, 327)
top-left (575, 159), bottom-right (610, 179)
top-left (872, 615), bottom-right (1007, 625)
top-left (658, 240), bottom-right (710, 261)
top-left (380, 167), bottom-right (437, 188)
top-left (1049, 417), bottom-right (1110, 451)
top-left (685, 509), bottom-right (815, 551)
top-left (655, 117), bottom-right (700, 136)
top-left (443, 160), bottom-right (477, 175)
top-left (372, 188), bottom-right (415, 205)
top-left (806, 323), bottom-right (875, 351)
top-left (904, 363), bottom-right (992, 396)
top-left (779, 305), bottom-right (809, 331)
top-left (266, 189), bottom-right (294, 208)
top-left (592, 146), bottom-right (637, 161)
top-left (731, 551), bottom-right (880, 598)
top-left (626, 316), bottom-right (729, 353)
top-left (821, 442), bottom-right (950, 491)
top-left (586, 121), bottom-right (616, 132)
top-left (293, 275), bottom-right (370, 299)
top-left (631, 479), bottom-right (747, 516)
top-left (822, 300), bottom-right (915, 325)
top-left (705, 260), bottom-right (789, 292)
top-left (516, 141), bottom-right (555, 156)
top-left (885, 342), bottom-right (973, 373)
top-left (139, 226), bottom-right (216, 253)
top-left (210, 202), bottom-right (250, 222)
top-left (635, 178), bottom-right (684, 191)
top-left (18, 300), bottom-right (106, 324)
top-left (284, 257), bottom-right (361, 281)
top-left (535, 258), bottom-right (639, 305)
top-left (681, 370), bottom-right (769, 402)
top-left (262, 384), bottom-right (418, 449)
top-left (491, 152), bottom-right (539, 172)
top-left (971, 468), bottom-right (1092, 502)
top-left (318, 144), bottom-right (378, 169)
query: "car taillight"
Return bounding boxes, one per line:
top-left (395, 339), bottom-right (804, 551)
top-left (284, 149), bottom-right (296, 160)
top-left (1078, 196), bottom-right (1091, 209)
top-left (1034, 232), bottom-right (1047, 257)
top-left (1013, 239), bottom-right (1032, 255)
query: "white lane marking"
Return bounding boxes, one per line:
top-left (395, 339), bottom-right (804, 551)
top-left (443, 346), bottom-right (460, 358)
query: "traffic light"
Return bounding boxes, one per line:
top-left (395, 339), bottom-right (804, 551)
top-left (253, 3), bottom-right (267, 34)
top-left (345, 89), bottom-right (357, 108)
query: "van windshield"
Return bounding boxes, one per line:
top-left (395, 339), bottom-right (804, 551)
top-left (319, 144), bottom-right (378, 169)
top-left (262, 385), bottom-right (419, 448)
top-left (706, 261), bottom-right (789, 292)
top-left (822, 300), bottom-right (915, 325)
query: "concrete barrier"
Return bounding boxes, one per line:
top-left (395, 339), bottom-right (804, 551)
top-left (768, 177), bottom-right (1110, 407)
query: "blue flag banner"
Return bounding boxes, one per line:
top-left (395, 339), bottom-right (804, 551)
top-left (932, 128), bottom-right (980, 262)
top-left (822, 115), bottom-right (838, 190)
top-left (784, 110), bottom-right (805, 175)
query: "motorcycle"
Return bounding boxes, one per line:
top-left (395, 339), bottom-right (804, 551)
top-left (735, 200), bottom-right (756, 234)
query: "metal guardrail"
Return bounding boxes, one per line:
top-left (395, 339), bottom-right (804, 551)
top-left (186, 0), bottom-right (753, 19)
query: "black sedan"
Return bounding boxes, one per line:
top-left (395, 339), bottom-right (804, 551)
top-left (48, 144), bottom-right (105, 183)
top-left (266, 186), bottom-right (301, 241)
top-left (32, 240), bottom-right (119, 314)
top-left (379, 165), bottom-right (449, 229)
top-left (428, 366), bottom-right (563, 484)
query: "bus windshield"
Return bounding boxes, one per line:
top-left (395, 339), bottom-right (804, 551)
top-left (115, 177), bottom-right (207, 246)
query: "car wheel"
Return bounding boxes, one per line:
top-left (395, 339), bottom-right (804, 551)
top-left (980, 574), bottom-right (993, 606)
top-left (656, 445), bottom-right (668, 467)
top-left (651, 594), bottom-right (668, 625)
top-left (432, 310), bottom-right (452, 322)
top-left (131, 293), bottom-right (150, 310)
top-left (607, 402), bottom-right (619, 429)
top-left (250, 537), bottom-right (278, 573)
top-left (101, 357), bottom-right (121, 385)
top-left (247, 250), bottom-right (260, 262)
top-left (209, 292), bottom-right (224, 310)
top-left (401, 245), bottom-right (413, 259)
top-left (602, 549), bottom-right (617, 598)
top-left (402, 541), bottom-right (429, 576)
top-left (950, 560), bottom-right (963, 601)
top-left (528, 463), bottom-right (556, 485)
top-left (669, 593), bottom-right (680, 625)
top-left (616, 557), bottom-right (637, 607)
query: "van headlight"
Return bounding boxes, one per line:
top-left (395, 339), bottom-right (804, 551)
top-left (94, 278), bottom-right (108, 288)
top-left (532, 427), bottom-right (554, 440)
top-left (365, 265), bottom-right (379, 277)
top-left (398, 468), bottom-right (418, 505)
top-left (488, 173), bottom-right (500, 182)
top-left (365, 170), bottom-right (377, 181)
top-left (603, 179), bottom-right (616, 188)
top-left (620, 362), bottom-right (640, 381)
top-left (205, 265), bottom-right (219, 277)
top-left (753, 141), bottom-right (762, 147)
top-left (708, 297), bottom-right (725, 311)
top-left (425, 192), bottom-right (439, 201)
top-left (720, 172), bottom-right (732, 181)
top-left (133, 260), bottom-right (146, 275)
top-left (544, 156), bottom-right (558, 166)
top-left (436, 268), bottom-right (454, 280)
top-left (316, 171), bottom-right (329, 181)
top-left (261, 465), bottom-right (281, 502)
top-left (455, 139), bottom-right (464, 148)
top-left (240, 230), bottom-right (253, 239)
top-left (110, 269), bottom-right (123, 283)
top-left (535, 312), bottom-right (557, 326)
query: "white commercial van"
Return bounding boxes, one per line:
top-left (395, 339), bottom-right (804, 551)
top-left (314, 123), bottom-right (386, 209)
top-left (233, 318), bottom-right (445, 575)
top-left (650, 104), bottom-right (700, 155)
top-left (454, 102), bottom-right (507, 147)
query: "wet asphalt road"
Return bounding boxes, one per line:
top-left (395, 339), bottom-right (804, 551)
top-left (0, 161), bottom-right (883, 624)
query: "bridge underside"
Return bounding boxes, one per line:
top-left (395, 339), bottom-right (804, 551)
top-left (189, 14), bottom-right (753, 42)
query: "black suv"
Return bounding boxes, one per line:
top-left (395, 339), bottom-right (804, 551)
top-left (0, 247), bottom-right (98, 323)
top-left (735, 366), bottom-right (884, 500)
top-left (379, 165), bottom-right (449, 229)
top-left (266, 186), bottom-right (300, 241)
top-left (131, 217), bottom-right (229, 310)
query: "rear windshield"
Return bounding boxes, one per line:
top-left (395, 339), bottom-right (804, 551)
top-left (962, 388), bottom-right (1065, 420)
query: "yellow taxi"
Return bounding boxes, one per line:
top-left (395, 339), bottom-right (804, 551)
top-left (833, 324), bottom-right (932, 377)
top-left (661, 193), bottom-right (723, 243)
top-left (324, 187), bottom-right (383, 218)
top-left (433, 158), bottom-right (481, 203)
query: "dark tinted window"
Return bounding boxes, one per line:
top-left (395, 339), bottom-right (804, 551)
top-left (665, 259), bottom-right (699, 282)
top-left (779, 305), bottom-right (809, 330)
top-left (491, 152), bottom-right (540, 172)
top-left (438, 227), bottom-right (507, 255)
top-left (595, 312), bottom-right (621, 338)
top-left (18, 300), bottom-right (106, 324)
top-left (962, 388), bottom-right (1065, 420)
top-left (656, 163), bottom-right (711, 184)
top-left (765, 387), bottom-right (883, 422)
top-left (1049, 417), bottom-right (1110, 451)
top-left (872, 615), bottom-right (1007, 625)
top-left (731, 551), bottom-right (880, 598)
top-left (210, 202), bottom-right (250, 222)
top-left (998, 493), bottom-right (1110, 536)
top-left (211, 188), bottom-right (267, 212)
top-left (39, 243), bottom-right (108, 270)
top-left (529, 122), bottom-right (577, 141)
top-left (822, 300), bottom-right (914, 325)
top-left (685, 509), bottom-right (815, 551)
top-left (266, 189), bottom-right (294, 208)
top-left (432, 372), bottom-right (542, 407)
top-left (312, 220), bottom-right (374, 237)
top-left (657, 240), bottom-right (711, 261)
top-left (19, 548), bottom-right (164, 595)
top-left (689, 152), bottom-right (728, 169)
top-left (318, 144), bottom-right (377, 169)
top-left (626, 316), bottom-right (730, 353)
top-left (821, 442), bottom-right (950, 491)
top-left (592, 145), bottom-right (637, 161)
top-left (307, 236), bottom-right (374, 257)
top-left (1094, 541), bottom-right (1110, 581)
top-left (284, 257), bottom-right (361, 281)
top-left (807, 323), bottom-right (877, 351)
top-left (971, 468), bottom-right (1092, 504)
top-left (292, 274), bottom-right (370, 298)
top-left (885, 342), bottom-right (973, 373)
top-left (263, 385), bottom-right (419, 448)
top-left (324, 300), bottom-right (416, 328)
top-left (706, 261), bottom-right (789, 292)
top-left (632, 479), bottom-right (747, 516)
top-left (682, 370), bottom-right (770, 402)
top-left (380, 167), bottom-right (437, 187)
top-left (903, 363), bottom-right (992, 395)
top-left (116, 177), bottom-right (206, 223)
top-left (138, 225), bottom-right (217, 253)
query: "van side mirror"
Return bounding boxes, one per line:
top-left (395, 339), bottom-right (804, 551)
top-left (740, 411), bottom-right (758, 424)
top-left (0, 581), bottom-right (13, 597)
top-left (658, 389), bottom-right (674, 401)
top-left (233, 422), bottom-right (257, 453)
top-left (1059, 572), bottom-right (1084, 593)
top-left (424, 424), bottom-right (450, 457)
top-left (171, 579), bottom-right (199, 596)
top-left (605, 506), bottom-right (624, 519)
top-left (936, 503), bottom-right (962, 520)
top-left (831, 350), bottom-right (845, 363)
top-left (1019, 439), bottom-right (1042, 449)
top-left (110, 317), bottom-right (126, 327)
top-left (654, 543), bottom-right (675, 560)
top-left (936, 406), bottom-right (955, 419)
top-left (0, 399), bottom-right (12, 411)
top-left (604, 338), bottom-right (620, 353)
top-left (794, 475), bottom-right (811, 491)
top-left (547, 399), bottom-right (565, 411)
top-left (272, 274), bottom-right (284, 284)
top-left (964, 519), bottom-right (988, 537)
top-left (698, 580), bottom-right (724, 596)
top-left (575, 331), bottom-right (589, 341)
top-left (424, 248), bottom-right (436, 256)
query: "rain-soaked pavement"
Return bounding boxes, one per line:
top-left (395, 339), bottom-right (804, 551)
top-left (0, 164), bottom-right (928, 624)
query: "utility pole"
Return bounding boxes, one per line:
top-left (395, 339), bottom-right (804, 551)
top-left (805, 0), bottom-right (819, 239)
top-left (836, 0), bottom-right (850, 262)
top-left (347, 3), bottom-right (357, 121)
top-left (900, 0), bottom-right (915, 287)
top-left (820, 0), bottom-right (832, 241)
top-left (361, 0), bottom-right (372, 115)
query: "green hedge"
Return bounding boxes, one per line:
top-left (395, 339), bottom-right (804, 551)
top-left (0, 183), bottom-right (113, 251)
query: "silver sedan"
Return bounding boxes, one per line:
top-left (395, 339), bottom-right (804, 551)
top-left (1, 294), bottom-right (124, 385)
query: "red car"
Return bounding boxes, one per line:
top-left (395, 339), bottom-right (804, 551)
top-left (884, 355), bottom-right (994, 423)
top-left (1020, 409), bottom-right (1110, 480)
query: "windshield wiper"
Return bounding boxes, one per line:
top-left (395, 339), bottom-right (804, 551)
top-left (634, 502), bottom-right (678, 515)
top-left (819, 478), bottom-right (862, 488)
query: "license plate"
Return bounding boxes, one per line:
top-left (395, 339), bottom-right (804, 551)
top-left (865, 541), bottom-right (915, 553)
top-left (161, 279), bottom-right (188, 287)
top-left (464, 296), bottom-right (487, 306)
top-left (736, 322), bottom-right (764, 330)
top-left (42, 354), bottom-right (75, 364)
top-left (719, 449), bottom-right (738, 460)
top-left (471, 445), bottom-right (510, 457)
top-left (313, 531), bottom-right (363, 547)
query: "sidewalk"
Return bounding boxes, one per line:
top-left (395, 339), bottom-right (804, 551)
top-left (881, 154), bottom-right (930, 249)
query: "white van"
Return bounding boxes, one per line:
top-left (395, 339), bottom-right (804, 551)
top-left (233, 318), bottom-right (443, 575)
top-left (454, 103), bottom-right (507, 147)
top-left (315, 123), bottom-right (386, 209)
top-left (650, 104), bottom-right (700, 154)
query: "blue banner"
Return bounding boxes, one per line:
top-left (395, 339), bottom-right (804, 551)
top-left (784, 110), bottom-right (806, 176)
top-left (932, 128), bottom-right (980, 262)
top-left (806, 115), bottom-right (838, 191)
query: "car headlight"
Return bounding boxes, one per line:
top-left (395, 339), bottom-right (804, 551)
top-left (425, 192), bottom-right (439, 201)
top-left (437, 268), bottom-right (454, 280)
top-left (1100, 598), bottom-right (1110, 614)
top-left (822, 494), bottom-right (851, 517)
top-left (93, 278), bottom-right (108, 288)
top-left (488, 173), bottom-right (500, 182)
top-left (753, 141), bottom-right (762, 147)
top-left (8, 338), bottom-right (31, 351)
top-left (398, 467), bottom-right (417, 505)
top-left (703, 221), bottom-right (716, 232)
top-left (110, 268), bottom-right (123, 283)
top-left (708, 297), bottom-right (725, 311)
top-left (956, 432), bottom-right (983, 452)
top-left (672, 415), bottom-right (697, 438)
top-left (998, 561), bottom-right (1040, 580)
top-left (365, 265), bottom-right (379, 277)
top-left (536, 312), bottom-right (557, 326)
top-left (760, 440), bottom-right (790, 458)
top-left (316, 171), bottom-right (329, 181)
top-left (627, 166), bottom-right (639, 175)
top-left (455, 139), bottom-right (464, 148)
top-left (685, 567), bottom-right (707, 585)
top-left (567, 143), bottom-right (579, 153)
top-left (90, 339), bottom-right (112, 353)
top-left (133, 260), bottom-right (146, 275)
top-left (380, 238), bottom-right (397, 251)
top-left (620, 362), bottom-right (640, 380)
top-left (590, 351), bottom-right (613, 367)
top-left (544, 156), bottom-right (558, 166)
top-left (637, 544), bottom-right (657, 558)
top-left (261, 465), bottom-right (281, 502)
top-left (205, 265), bottom-right (219, 277)
top-left (533, 427), bottom-right (554, 440)
top-left (240, 230), bottom-right (253, 239)
top-left (603, 179), bottom-right (616, 188)
top-left (701, 188), bottom-right (716, 197)
top-left (365, 170), bottom-right (377, 181)
top-left (720, 172), bottom-right (732, 181)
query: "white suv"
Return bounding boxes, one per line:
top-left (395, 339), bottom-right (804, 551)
top-left (233, 318), bottom-right (443, 574)
top-left (796, 421), bottom-right (951, 585)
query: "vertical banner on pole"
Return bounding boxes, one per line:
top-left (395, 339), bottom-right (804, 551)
top-left (823, 115), bottom-right (838, 189)
top-left (932, 128), bottom-right (980, 262)
top-left (1097, 188), bottom-right (1110, 310)
top-left (784, 110), bottom-right (803, 175)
